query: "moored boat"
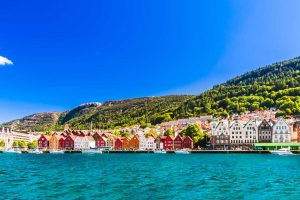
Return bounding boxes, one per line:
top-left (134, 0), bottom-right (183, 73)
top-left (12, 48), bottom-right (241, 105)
top-left (49, 150), bottom-right (64, 154)
top-left (28, 149), bottom-right (42, 154)
top-left (3, 149), bottom-right (22, 154)
top-left (82, 150), bottom-right (103, 154)
top-left (270, 148), bottom-right (294, 155)
top-left (154, 149), bottom-right (167, 154)
top-left (174, 149), bottom-right (190, 154)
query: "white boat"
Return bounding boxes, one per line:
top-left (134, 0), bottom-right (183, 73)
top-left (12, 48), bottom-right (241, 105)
top-left (82, 150), bottom-right (103, 154)
top-left (174, 149), bottom-right (190, 154)
top-left (270, 148), bottom-right (294, 155)
top-left (3, 150), bottom-right (21, 154)
top-left (29, 149), bottom-right (42, 154)
top-left (50, 150), bottom-right (64, 154)
top-left (154, 149), bottom-right (167, 154)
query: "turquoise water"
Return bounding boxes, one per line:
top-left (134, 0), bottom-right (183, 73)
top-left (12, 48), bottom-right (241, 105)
top-left (1, 153), bottom-right (300, 200)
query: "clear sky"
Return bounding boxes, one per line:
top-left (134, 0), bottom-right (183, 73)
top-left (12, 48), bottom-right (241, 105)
top-left (1, 0), bottom-right (300, 123)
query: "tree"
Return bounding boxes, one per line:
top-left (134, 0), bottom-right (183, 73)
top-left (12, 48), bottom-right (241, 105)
top-left (120, 131), bottom-right (131, 138)
top-left (18, 140), bottom-right (27, 148)
top-left (180, 124), bottom-right (210, 148)
top-left (151, 113), bottom-right (172, 125)
top-left (27, 141), bottom-right (38, 149)
top-left (13, 141), bottom-right (18, 147)
top-left (164, 128), bottom-right (174, 137)
top-left (0, 140), bottom-right (5, 148)
top-left (113, 131), bottom-right (121, 137)
top-left (145, 129), bottom-right (158, 138)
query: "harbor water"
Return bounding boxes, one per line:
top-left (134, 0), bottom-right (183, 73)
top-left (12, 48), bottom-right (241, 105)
top-left (1, 153), bottom-right (300, 199)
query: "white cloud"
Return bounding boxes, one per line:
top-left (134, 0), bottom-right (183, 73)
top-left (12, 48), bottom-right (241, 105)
top-left (0, 56), bottom-right (13, 66)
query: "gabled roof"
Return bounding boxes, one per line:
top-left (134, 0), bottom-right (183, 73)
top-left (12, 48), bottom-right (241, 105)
top-left (183, 136), bottom-right (193, 141)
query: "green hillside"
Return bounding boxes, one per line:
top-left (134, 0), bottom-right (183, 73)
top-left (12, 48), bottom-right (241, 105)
top-left (59, 95), bottom-right (192, 130)
top-left (174, 57), bottom-right (300, 118)
top-left (5, 57), bottom-right (300, 131)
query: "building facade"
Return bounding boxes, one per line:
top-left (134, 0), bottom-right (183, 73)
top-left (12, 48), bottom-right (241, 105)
top-left (258, 119), bottom-right (272, 143)
top-left (211, 120), bottom-right (230, 150)
top-left (272, 118), bottom-right (291, 143)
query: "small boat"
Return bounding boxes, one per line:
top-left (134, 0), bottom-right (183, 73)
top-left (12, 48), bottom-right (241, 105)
top-left (270, 148), bottom-right (294, 155)
top-left (3, 150), bottom-right (22, 154)
top-left (49, 150), bottom-right (64, 154)
top-left (174, 149), bottom-right (190, 154)
top-left (154, 149), bottom-right (167, 154)
top-left (28, 149), bottom-right (42, 154)
top-left (82, 150), bottom-right (103, 154)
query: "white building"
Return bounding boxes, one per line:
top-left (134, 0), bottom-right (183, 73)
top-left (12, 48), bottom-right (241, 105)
top-left (272, 118), bottom-right (291, 143)
top-left (243, 119), bottom-right (258, 144)
top-left (139, 134), bottom-right (155, 150)
top-left (0, 127), bottom-right (14, 149)
top-left (74, 136), bottom-right (83, 150)
top-left (74, 136), bottom-right (96, 150)
top-left (229, 120), bottom-right (245, 145)
top-left (0, 128), bottom-right (38, 149)
top-left (146, 136), bottom-right (155, 150)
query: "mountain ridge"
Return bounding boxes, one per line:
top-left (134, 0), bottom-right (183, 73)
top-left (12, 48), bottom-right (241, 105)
top-left (4, 56), bottom-right (300, 131)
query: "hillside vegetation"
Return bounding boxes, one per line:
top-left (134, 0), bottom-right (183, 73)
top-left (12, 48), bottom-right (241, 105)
top-left (174, 57), bottom-right (300, 118)
top-left (4, 57), bottom-right (300, 131)
top-left (59, 95), bottom-right (192, 130)
top-left (3, 112), bottom-right (61, 132)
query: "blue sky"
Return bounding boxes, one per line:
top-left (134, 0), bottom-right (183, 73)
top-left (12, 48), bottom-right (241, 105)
top-left (1, 0), bottom-right (300, 123)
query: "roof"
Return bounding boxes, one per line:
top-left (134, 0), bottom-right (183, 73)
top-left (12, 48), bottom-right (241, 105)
top-left (87, 136), bottom-right (96, 142)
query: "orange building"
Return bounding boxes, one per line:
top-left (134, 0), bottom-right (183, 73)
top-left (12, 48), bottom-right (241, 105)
top-left (122, 137), bottom-right (131, 149)
top-left (128, 135), bottom-right (140, 150)
top-left (49, 135), bottom-right (60, 150)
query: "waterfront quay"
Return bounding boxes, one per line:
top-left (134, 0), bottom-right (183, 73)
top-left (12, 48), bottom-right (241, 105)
top-left (16, 149), bottom-right (300, 154)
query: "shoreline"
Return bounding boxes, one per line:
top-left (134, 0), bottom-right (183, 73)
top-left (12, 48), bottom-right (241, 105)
top-left (2, 150), bottom-right (300, 154)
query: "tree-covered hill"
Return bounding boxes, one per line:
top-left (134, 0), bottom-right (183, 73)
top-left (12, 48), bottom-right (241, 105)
top-left (174, 57), bottom-right (300, 118)
top-left (59, 95), bottom-right (192, 130)
top-left (3, 95), bottom-right (192, 131)
top-left (3, 112), bottom-right (61, 132)
top-left (5, 56), bottom-right (300, 131)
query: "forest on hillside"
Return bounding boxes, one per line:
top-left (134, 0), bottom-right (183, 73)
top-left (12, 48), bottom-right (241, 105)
top-left (174, 57), bottom-right (300, 118)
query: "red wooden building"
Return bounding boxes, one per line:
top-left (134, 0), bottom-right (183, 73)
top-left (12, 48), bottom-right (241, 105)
top-left (64, 135), bottom-right (75, 150)
top-left (58, 136), bottom-right (65, 149)
top-left (38, 135), bottom-right (50, 149)
top-left (173, 135), bottom-right (183, 149)
top-left (183, 136), bottom-right (193, 149)
top-left (163, 135), bottom-right (174, 150)
top-left (114, 138), bottom-right (123, 150)
top-left (155, 136), bottom-right (166, 149)
top-left (96, 136), bottom-right (107, 147)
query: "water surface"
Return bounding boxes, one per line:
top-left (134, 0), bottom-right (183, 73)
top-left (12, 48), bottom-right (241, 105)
top-left (1, 153), bottom-right (300, 199)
